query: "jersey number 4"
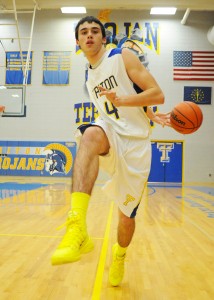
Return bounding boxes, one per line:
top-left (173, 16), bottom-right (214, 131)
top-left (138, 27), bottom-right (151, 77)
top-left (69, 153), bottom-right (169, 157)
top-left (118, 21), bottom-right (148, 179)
top-left (104, 102), bottom-right (119, 119)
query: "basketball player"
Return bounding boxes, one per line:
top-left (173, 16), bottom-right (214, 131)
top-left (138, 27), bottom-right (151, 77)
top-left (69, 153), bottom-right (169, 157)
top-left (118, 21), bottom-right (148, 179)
top-left (51, 16), bottom-right (169, 286)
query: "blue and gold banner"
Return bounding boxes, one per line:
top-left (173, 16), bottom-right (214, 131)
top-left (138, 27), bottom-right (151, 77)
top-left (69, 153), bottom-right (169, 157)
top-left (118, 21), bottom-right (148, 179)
top-left (43, 51), bottom-right (71, 85)
top-left (0, 141), bottom-right (76, 177)
top-left (184, 86), bottom-right (212, 104)
top-left (6, 51), bottom-right (33, 85)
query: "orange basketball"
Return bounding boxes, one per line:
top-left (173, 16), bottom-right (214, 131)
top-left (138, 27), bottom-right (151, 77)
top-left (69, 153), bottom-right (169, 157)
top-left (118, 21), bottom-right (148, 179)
top-left (170, 101), bottom-right (203, 134)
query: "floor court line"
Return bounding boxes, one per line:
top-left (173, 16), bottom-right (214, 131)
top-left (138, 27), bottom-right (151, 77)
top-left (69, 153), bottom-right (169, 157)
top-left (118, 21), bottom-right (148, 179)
top-left (91, 201), bottom-right (114, 300)
top-left (0, 233), bottom-right (104, 240)
top-left (185, 195), bottom-right (214, 209)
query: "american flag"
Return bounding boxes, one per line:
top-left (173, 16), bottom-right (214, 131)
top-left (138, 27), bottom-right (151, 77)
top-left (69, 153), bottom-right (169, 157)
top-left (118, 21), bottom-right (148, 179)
top-left (173, 51), bottom-right (214, 81)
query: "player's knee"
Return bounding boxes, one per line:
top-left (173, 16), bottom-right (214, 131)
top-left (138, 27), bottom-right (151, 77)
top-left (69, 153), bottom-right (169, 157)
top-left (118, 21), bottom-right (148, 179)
top-left (82, 126), bottom-right (102, 144)
top-left (119, 211), bottom-right (135, 225)
top-left (81, 126), bottom-right (109, 154)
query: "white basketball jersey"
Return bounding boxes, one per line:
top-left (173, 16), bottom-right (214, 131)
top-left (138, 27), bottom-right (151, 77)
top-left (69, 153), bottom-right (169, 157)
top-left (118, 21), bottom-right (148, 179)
top-left (86, 48), bottom-right (151, 138)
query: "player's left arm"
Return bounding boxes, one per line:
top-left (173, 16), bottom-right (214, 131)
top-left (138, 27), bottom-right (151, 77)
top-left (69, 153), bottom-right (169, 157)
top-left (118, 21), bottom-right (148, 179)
top-left (147, 106), bottom-right (171, 127)
top-left (99, 48), bottom-right (165, 107)
top-left (121, 48), bottom-right (164, 107)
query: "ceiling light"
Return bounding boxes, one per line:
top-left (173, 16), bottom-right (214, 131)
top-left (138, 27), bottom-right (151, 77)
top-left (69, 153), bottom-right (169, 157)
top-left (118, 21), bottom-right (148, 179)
top-left (61, 7), bottom-right (86, 14)
top-left (150, 7), bottom-right (177, 15)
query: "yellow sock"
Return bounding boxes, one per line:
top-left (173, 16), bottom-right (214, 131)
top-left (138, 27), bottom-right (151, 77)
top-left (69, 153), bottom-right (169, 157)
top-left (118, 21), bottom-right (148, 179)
top-left (116, 243), bottom-right (127, 257)
top-left (70, 192), bottom-right (90, 218)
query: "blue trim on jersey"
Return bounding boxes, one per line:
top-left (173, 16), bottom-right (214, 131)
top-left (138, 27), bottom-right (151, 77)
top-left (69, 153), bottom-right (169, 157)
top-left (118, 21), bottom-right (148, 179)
top-left (133, 83), bottom-right (143, 94)
top-left (85, 69), bottom-right (88, 82)
top-left (77, 123), bottom-right (94, 134)
top-left (130, 203), bottom-right (140, 218)
top-left (108, 48), bottom-right (122, 57)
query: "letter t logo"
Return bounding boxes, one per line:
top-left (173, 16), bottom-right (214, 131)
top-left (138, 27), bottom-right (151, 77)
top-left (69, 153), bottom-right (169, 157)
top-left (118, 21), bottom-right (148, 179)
top-left (157, 143), bottom-right (174, 162)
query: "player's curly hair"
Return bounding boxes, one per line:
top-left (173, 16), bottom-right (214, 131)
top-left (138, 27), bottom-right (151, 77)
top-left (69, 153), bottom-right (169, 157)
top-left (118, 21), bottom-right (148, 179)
top-left (75, 16), bottom-right (106, 40)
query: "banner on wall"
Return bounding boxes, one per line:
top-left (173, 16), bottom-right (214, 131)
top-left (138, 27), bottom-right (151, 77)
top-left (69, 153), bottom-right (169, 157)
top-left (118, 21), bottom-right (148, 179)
top-left (6, 51), bottom-right (33, 84)
top-left (173, 51), bottom-right (214, 81)
top-left (0, 141), bottom-right (76, 177)
top-left (43, 51), bottom-right (71, 85)
top-left (184, 86), bottom-right (212, 104)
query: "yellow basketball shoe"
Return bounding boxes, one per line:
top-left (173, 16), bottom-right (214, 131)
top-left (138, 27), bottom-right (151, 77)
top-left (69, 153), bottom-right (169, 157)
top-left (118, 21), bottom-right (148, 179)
top-left (109, 243), bottom-right (126, 286)
top-left (51, 211), bottom-right (94, 265)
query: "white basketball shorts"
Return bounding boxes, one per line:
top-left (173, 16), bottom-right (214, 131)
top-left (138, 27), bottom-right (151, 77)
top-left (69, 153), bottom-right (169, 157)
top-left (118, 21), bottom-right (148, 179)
top-left (75, 119), bottom-right (151, 218)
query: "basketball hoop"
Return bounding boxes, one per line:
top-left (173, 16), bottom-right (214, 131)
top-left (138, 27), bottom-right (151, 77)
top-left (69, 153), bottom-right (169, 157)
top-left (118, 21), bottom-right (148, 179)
top-left (0, 106), bottom-right (5, 117)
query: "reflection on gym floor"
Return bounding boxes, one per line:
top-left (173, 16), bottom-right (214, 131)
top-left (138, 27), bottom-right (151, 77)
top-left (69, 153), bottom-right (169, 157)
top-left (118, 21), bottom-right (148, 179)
top-left (0, 177), bottom-right (214, 300)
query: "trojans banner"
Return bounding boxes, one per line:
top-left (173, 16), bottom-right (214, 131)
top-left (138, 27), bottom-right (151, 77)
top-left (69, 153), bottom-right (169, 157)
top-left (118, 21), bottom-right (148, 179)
top-left (0, 141), bottom-right (76, 177)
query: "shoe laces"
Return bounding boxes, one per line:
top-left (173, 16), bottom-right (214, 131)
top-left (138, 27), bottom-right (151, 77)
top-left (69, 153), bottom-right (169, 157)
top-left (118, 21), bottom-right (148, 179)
top-left (57, 211), bottom-right (85, 248)
top-left (56, 211), bottom-right (80, 230)
top-left (113, 252), bottom-right (125, 269)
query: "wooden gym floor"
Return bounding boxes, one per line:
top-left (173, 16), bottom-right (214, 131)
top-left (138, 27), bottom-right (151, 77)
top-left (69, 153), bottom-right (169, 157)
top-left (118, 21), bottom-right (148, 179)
top-left (0, 176), bottom-right (213, 300)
